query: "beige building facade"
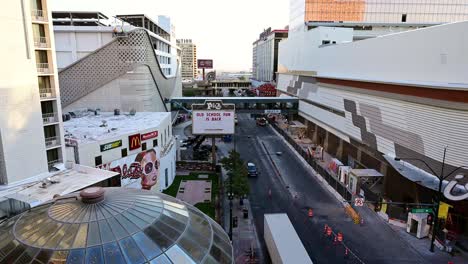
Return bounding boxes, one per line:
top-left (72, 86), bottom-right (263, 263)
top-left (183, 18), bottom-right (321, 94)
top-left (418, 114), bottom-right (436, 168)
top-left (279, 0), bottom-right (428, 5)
top-left (177, 39), bottom-right (197, 80)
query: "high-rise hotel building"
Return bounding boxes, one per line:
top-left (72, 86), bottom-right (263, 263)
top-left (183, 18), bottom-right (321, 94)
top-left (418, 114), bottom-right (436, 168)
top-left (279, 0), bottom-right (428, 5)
top-left (177, 39), bottom-right (198, 80)
top-left (0, 0), bottom-right (65, 185)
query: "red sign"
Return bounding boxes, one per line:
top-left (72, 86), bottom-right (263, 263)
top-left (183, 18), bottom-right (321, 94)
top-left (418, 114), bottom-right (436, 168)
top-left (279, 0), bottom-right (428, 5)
top-left (129, 134), bottom-right (141, 150)
top-left (197, 59), bottom-right (213, 69)
top-left (256, 83), bottom-right (277, 97)
top-left (141, 131), bottom-right (158, 141)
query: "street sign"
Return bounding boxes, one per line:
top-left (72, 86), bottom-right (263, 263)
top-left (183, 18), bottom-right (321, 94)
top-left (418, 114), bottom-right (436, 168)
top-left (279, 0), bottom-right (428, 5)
top-left (264, 109), bottom-right (281, 114)
top-left (411, 208), bottom-right (433, 213)
top-left (354, 198), bottom-right (364, 207)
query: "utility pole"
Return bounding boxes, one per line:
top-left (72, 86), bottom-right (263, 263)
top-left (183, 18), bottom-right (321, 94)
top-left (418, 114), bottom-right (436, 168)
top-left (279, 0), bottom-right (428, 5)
top-left (212, 136), bottom-right (216, 166)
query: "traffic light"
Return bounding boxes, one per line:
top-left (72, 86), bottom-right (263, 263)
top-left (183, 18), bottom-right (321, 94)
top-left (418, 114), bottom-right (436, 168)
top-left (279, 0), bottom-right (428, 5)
top-left (427, 213), bottom-right (434, 225)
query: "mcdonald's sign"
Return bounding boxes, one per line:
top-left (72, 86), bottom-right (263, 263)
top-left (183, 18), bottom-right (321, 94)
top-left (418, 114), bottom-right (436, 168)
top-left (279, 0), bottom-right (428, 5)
top-left (129, 134), bottom-right (141, 150)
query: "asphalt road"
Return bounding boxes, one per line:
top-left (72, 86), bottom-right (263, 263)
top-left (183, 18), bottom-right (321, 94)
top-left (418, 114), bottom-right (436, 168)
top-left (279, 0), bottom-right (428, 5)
top-left (233, 114), bottom-right (424, 264)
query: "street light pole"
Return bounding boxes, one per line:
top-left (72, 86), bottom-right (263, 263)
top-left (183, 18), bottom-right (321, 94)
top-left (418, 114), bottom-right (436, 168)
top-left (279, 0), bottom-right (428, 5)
top-left (395, 147), bottom-right (468, 253)
top-left (228, 133), bottom-right (236, 241)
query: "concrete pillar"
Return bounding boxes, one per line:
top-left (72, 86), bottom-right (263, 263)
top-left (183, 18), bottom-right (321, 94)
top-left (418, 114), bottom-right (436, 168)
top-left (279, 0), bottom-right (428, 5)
top-left (324, 131), bottom-right (330, 152)
top-left (357, 148), bottom-right (362, 163)
top-left (312, 124), bottom-right (318, 144)
top-left (336, 139), bottom-right (344, 160)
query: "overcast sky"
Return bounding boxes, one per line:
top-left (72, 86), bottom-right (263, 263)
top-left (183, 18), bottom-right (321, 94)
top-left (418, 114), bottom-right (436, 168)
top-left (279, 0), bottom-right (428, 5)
top-left (50, 0), bottom-right (290, 72)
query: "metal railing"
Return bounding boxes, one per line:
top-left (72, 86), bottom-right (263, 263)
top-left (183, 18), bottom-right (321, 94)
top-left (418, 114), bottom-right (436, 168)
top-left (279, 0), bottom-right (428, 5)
top-left (45, 136), bottom-right (60, 148)
top-left (42, 112), bottom-right (58, 124)
top-left (34, 36), bottom-right (48, 48)
top-left (39, 88), bottom-right (54, 99)
top-left (36, 63), bottom-right (51, 74)
top-left (31, 10), bottom-right (47, 21)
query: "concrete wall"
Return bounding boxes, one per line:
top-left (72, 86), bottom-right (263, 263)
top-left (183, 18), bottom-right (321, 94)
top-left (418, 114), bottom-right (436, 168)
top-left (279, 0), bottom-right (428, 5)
top-left (278, 22), bottom-right (468, 85)
top-left (64, 65), bottom-right (167, 113)
top-left (54, 26), bottom-right (114, 70)
top-left (0, 0), bottom-right (49, 184)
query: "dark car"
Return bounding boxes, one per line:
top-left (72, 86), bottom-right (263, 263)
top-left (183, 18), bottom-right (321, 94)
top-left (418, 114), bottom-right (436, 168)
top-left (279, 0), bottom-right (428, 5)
top-left (247, 162), bottom-right (258, 177)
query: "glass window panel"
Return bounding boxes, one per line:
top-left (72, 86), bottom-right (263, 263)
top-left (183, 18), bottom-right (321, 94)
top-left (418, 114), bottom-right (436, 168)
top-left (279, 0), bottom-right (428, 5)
top-left (72, 206), bottom-right (90, 223)
top-left (81, 207), bottom-right (93, 222)
top-left (57, 224), bottom-right (80, 249)
top-left (213, 232), bottom-right (232, 257)
top-left (98, 220), bottom-right (115, 244)
top-left (155, 221), bottom-right (182, 242)
top-left (143, 225), bottom-right (173, 251)
top-left (209, 244), bottom-right (231, 264)
top-left (166, 245), bottom-right (196, 264)
top-left (163, 200), bottom-right (185, 209)
top-left (2, 242), bottom-right (25, 263)
top-left (94, 204), bottom-right (107, 221)
top-left (114, 214), bottom-right (139, 235)
top-left (34, 249), bottom-right (53, 263)
top-left (14, 246), bottom-right (39, 264)
top-left (122, 210), bottom-right (150, 230)
top-left (85, 246), bottom-right (104, 264)
top-left (32, 221), bottom-right (62, 247)
top-left (97, 205), bottom-right (114, 219)
top-left (106, 217), bottom-right (128, 239)
top-left (67, 249), bottom-right (85, 264)
top-left (103, 242), bottom-right (126, 264)
top-left (149, 253), bottom-right (172, 264)
top-left (178, 236), bottom-right (206, 262)
top-left (202, 255), bottom-right (218, 264)
top-left (164, 205), bottom-right (189, 217)
top-left (185, 227), bottom-right (210, 249)
top-left (132, 232), bottom-right (162, 260)
top-left (162, 209), bottom-right (188, 224)
top-left (118, 237), bottom-right (145, 264)
top-left (43, 224), bottom-right (71, 249)
top-left (49, 250), bottom-right (69, 264)
top-left (132, 205), bottom-right (162, 219)
top-left (88, 205), bottom-right (98, 222)
top-left (0, 231), bottom-right (15, 252)
top-left (127, 208), bottom-right (155, 224)
top-left (72, 223), bottom-right (88, 248)
top-left (86, 221), bottom-right (101, 247)
top-left (159, 214), bottom-right (186, 231)
top-left (18, 218), bottom-right (52, 242)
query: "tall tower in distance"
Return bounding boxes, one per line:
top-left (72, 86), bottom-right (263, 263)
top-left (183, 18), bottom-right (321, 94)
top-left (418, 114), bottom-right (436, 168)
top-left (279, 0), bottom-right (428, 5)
top-left (0, 0), bottom-right (65, 186)
top-left (177, 39), bottom-right (198, 80)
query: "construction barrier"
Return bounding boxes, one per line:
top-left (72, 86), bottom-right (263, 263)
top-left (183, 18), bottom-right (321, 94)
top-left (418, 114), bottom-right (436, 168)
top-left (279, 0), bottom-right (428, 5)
top-left (344, 205), bottom-right (361, 224)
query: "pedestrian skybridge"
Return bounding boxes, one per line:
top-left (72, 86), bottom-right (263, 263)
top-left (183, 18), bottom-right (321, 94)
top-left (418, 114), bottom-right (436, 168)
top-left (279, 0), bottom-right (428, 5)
top-left (170, 96), bottom-right (299, 114)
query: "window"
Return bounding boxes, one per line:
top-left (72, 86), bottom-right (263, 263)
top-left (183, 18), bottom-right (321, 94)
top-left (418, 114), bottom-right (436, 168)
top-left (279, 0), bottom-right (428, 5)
top-left (165, 168), bottom-right (169, 187)
top-left (95, 156), bottom-right (102, 166)
top-left (121, 148), bottom-right (127, 157)
top-left (153, 139), bottom-right (158, 147)
top-left (142, 142), bottom-right (147, 151)
top-left (402, 14), bottom-right (407, 22)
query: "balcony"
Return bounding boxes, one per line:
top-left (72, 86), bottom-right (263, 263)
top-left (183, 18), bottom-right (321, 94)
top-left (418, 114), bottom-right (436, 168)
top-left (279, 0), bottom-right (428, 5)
top-left (45, 136), bottom-right (61, 149)
top-left (36, 63), bottom-right (52, 74)
top-left (42, 112), bottom-right (58, 124)
top-left (39, 88), bottom-right (55, 99)
top-left (34, 36), bottom-right (49, 48)
top-left (31, 10), bottom-right (47, 22)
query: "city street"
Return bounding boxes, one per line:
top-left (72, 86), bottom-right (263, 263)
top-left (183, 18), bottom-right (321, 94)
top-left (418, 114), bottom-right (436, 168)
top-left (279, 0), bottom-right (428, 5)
top-left (232, 114), bottom-right (424, 264)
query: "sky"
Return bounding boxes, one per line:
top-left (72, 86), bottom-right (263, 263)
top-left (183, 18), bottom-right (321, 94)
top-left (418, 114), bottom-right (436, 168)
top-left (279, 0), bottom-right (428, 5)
top-left (50, 0), bottom-right (290, 72)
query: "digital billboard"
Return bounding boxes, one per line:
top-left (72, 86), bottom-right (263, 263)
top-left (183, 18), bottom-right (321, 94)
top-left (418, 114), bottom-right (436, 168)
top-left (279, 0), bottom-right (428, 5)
top-left (197, 59), bottom-right (213, 69)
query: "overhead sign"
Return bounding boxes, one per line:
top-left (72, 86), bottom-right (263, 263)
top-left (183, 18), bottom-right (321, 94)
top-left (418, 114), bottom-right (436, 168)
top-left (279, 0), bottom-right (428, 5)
top-left (354, 197), bottom-right (364, 207)
top-left (100, 140), bottom-right (122, 152)
top-left (192, 100), bottom-right (235, 135)
top-left (264, 109), bottom-right (281, 114)
top-left (197, 59), bottom-right (213, 69)
top-left (141, 131), bottom-right (158, 141)
top-left (411, 208), bottom-right (433, 214)
top-left (129, 134), bottom-right (141, 151)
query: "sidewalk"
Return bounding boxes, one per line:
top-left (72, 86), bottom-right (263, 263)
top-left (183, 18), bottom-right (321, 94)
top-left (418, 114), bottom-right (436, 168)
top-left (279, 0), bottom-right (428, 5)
top-left (271, 121), bottom-right (468, 264)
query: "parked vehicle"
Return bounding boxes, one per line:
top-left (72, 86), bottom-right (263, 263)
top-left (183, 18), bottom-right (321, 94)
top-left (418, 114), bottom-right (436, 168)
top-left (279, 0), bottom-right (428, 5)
top-left (247, 162), bottom-right (258, 177)
top-left (264, 214), bottom-right (313, 264)
top-left (256, 117), bottom-right (267, 126)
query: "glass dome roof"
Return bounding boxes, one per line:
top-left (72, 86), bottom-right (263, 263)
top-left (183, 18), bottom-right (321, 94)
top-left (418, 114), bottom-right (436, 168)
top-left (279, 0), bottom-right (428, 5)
top-left (0, 187), bottom-right (233, 264)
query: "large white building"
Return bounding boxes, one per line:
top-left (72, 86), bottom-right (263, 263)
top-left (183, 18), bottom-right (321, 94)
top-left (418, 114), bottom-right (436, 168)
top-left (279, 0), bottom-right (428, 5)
top-left (0, 0), bottom-right (65, 186)
top-left (53, 12), bottom-right (182, 113)
top-left (177, 39), bottom-right (198, 80)
top-left (252, 28), bottom-right (288, 82)
top-left (64, 111), bottom-right (176, 192)
top-left (277, 1), bottom-right (468, 215)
